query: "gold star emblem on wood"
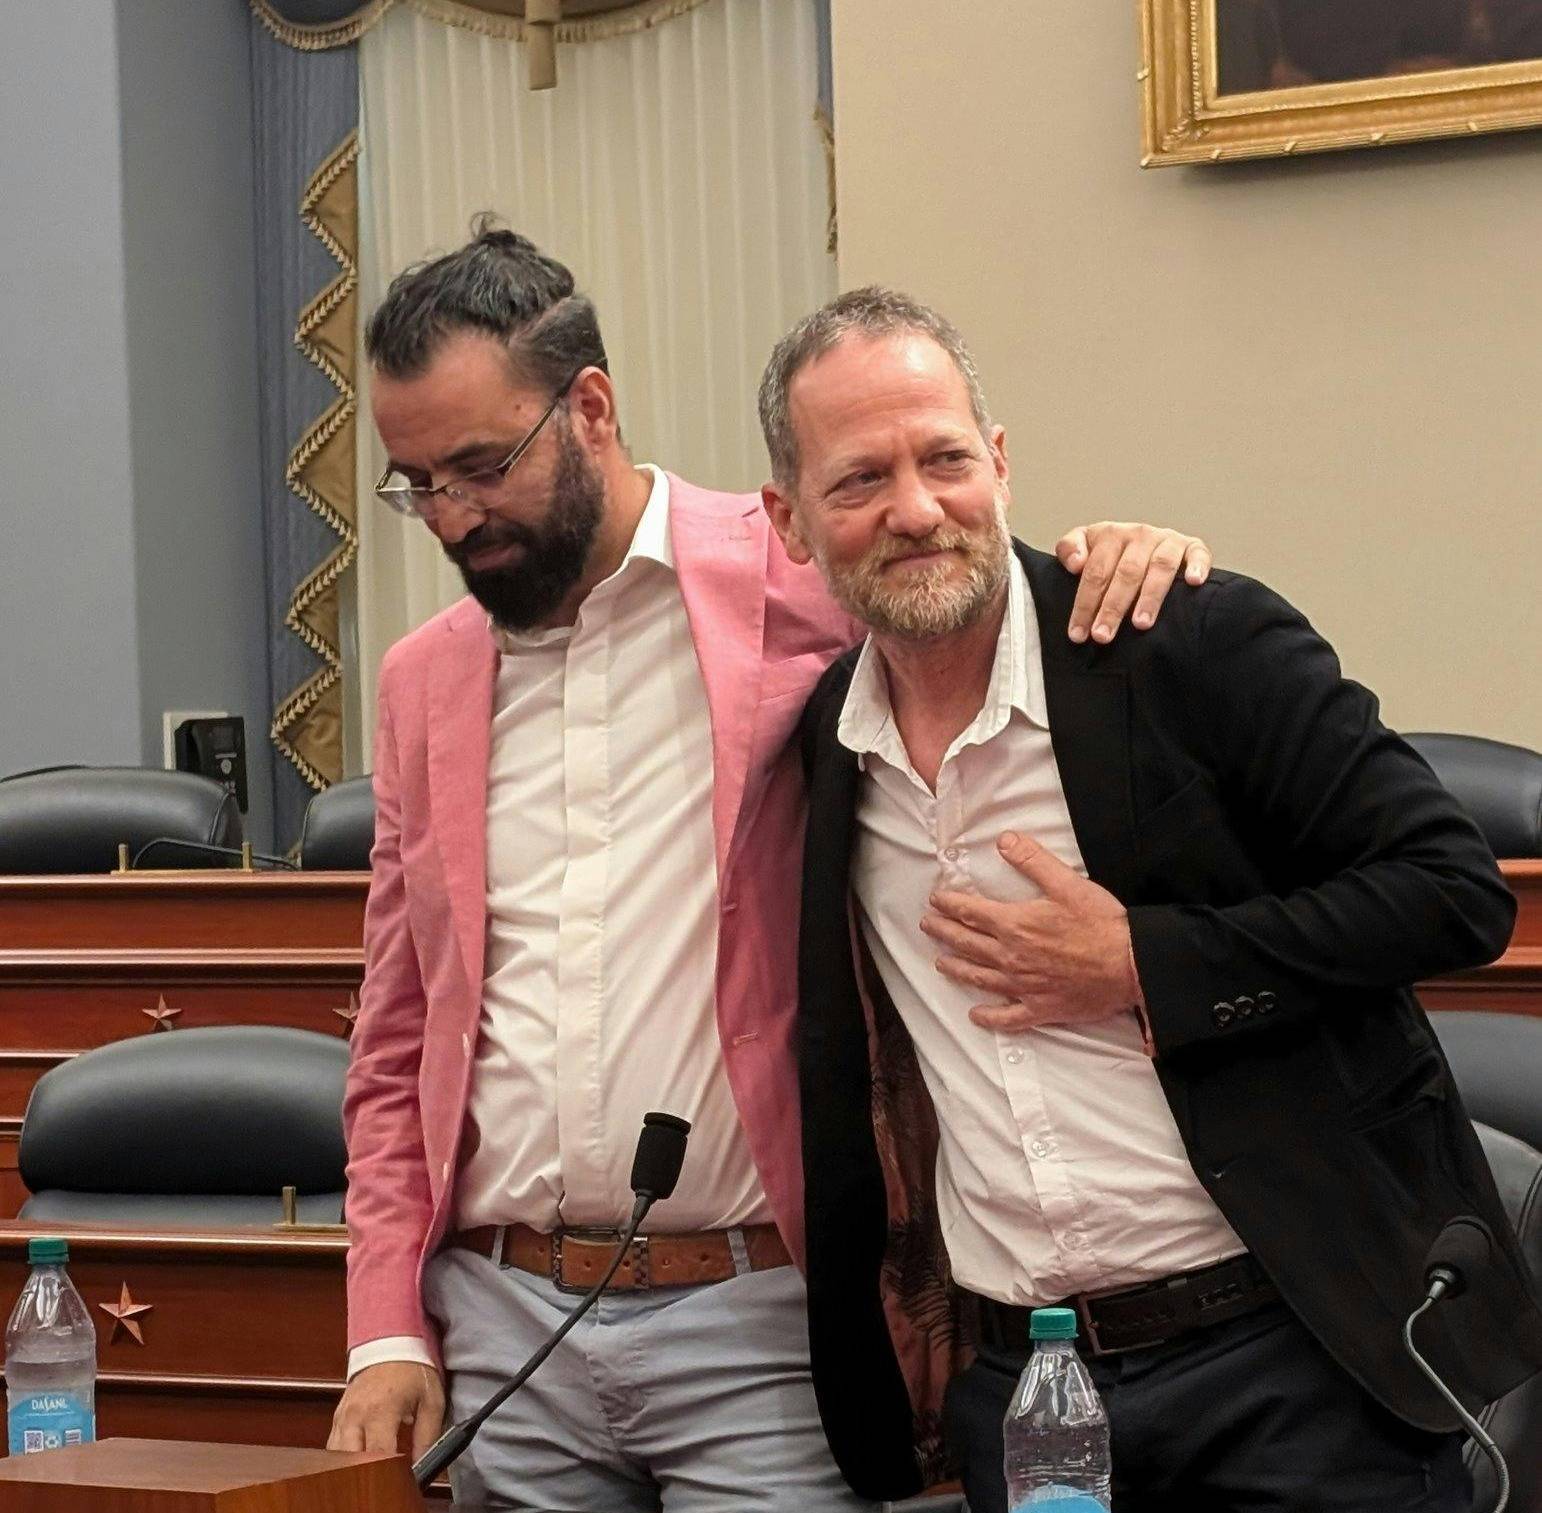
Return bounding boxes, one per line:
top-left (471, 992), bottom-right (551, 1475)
top-left (99, 1282), bottom-right (153, 1346)
top-left (333, 993), bottom-right (360, 1037)
top-left (142, 996), bottom-right (181, 1031)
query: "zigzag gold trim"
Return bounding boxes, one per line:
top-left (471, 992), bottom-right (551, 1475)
top-left (252, 0), bottom-right (712, 51)
top-left (272, 131), bottom-right (361, 794)
top-left (814, 104), bottom-right (837, 256)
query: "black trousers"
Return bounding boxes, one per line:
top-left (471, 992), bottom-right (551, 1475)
top-left (943, 1299), bottom-right (1472, 1513)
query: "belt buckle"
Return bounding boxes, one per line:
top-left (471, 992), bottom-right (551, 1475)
top-left (551, 1228), bottom-right (648, 1295)
top-left (1074, 1294), bottom-right (1138, 1358)
top-left (1075, 1287), bottom-right (1173, 1358)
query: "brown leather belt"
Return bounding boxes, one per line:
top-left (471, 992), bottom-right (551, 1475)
top-left (972, 1253), bottom-right (1280, 1358)
top-left (449, 1221), bottom-right (792, 1295)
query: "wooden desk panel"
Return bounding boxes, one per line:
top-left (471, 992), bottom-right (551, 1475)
top-left (0, 1132), bottom-right (22, 1224)
top-left (0, 1225), bottom-right (348, 1450)
top-left (0, 872), bottom-right (368, 952)
top-left (0, 956), bottom-right (362, 1128)
top-left (0, 955), bottom-right (363, 1049)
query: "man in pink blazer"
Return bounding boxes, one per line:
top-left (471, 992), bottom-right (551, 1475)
top-left (327, 223), bottom-right (1210, 1510)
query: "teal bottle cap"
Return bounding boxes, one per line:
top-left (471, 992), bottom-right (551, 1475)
top-left (1029, 1306), bottom-right (1078, 1341)
top-left (27, 1237), bottom-right (68, 1265)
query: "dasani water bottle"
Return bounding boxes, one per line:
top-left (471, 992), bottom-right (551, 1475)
top-left (1002, 1306), bottom-right (1111, 1510)
top-left (5, 1237), bottom-right (97, 1455)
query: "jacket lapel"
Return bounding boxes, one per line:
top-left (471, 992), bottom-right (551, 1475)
top-left (427, 599), bottom-right (498, 997)
top-left (1021, 545), bottom-right (1142, 904)
top-left (668, 475), bottom-right (768, 879)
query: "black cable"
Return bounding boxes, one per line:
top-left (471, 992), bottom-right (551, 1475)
top-left (412, 1191), bottom-right (653, 1488)
top-left (129, 836), bottom-right (298, 870)
top-left (1402, 1295), bottom-right (1509, 1513)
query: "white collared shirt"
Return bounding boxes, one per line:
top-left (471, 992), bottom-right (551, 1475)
top-left (350, 466), bottom-right (768, 1377)
top-left (843, 555), bottom-right (1244, 1307)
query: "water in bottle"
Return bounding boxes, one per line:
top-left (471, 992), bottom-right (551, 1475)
top-left (5, 1237), bottom-right (97, 1455)
top-left (1002, 1305), bottom-right (1111, 1511)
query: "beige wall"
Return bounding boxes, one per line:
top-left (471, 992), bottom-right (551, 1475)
top-left (832, 0), bottom-right (1542, 748)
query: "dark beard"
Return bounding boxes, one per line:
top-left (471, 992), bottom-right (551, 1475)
top-left (445, 422), bottom-right (604, 631)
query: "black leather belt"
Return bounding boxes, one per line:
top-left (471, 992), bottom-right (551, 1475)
top-left (972, 1253), bottom-right (1279, 1358)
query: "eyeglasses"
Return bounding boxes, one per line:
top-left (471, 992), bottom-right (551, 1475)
top-left (373, 365), bottom-right (589, 521)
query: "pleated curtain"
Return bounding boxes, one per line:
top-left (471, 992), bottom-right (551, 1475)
top-left (348, 0), bottom-right (836, 757)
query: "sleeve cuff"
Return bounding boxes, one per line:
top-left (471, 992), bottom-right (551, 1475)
top-left (348, 1335), bottom-right (436, 1380)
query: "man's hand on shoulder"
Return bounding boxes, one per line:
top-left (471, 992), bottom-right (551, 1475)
top-left (1056, 521), bottom-right (1212, 645)
top-left (921, 832), bottom-right (1140, 1033)
top-left (328, 1360), bottom-right (445, 1458)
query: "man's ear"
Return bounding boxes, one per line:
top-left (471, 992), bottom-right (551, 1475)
top-left (761, 481), bottom-right (813, 565)
top-left (988, 423), bottom-right (1010, 486)
top-left (568, 365), bottom-right (620, 445)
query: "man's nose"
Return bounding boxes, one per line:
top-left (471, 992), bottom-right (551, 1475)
top-left (883, 473), bottom-right (946, 537)
top-left (426, 495), bottom-right (482, 546)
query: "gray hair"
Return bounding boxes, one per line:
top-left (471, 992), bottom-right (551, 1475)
top-left (365, 214), bottom-right (609, 395)
top-left (757, 285), bottom-right (992, 486)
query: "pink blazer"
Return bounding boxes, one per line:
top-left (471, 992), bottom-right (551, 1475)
top-left (343, 476), bottom-right (859, 1352)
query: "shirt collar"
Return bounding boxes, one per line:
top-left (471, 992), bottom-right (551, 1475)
top-left (836, 551), bottom-right (1048, 764)
top-left (491, 464), bottom-right (672, 651)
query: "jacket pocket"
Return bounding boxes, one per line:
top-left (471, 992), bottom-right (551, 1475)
top-left (1346, 1048), bottom-right (1448, 1133)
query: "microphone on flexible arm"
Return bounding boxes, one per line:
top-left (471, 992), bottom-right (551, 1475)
top-left (1402, 1214), bottom-right (1510, 1513)
top-left (411, 1111), bottom-right (692, 1490)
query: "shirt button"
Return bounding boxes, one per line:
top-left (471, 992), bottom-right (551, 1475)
top-left (1004, 1047), bottom-right (1025, 1065)
top-left (1030, 1139), bottom-right (1055, 1159)
top-left (943, 846), bottom-right (961, 862)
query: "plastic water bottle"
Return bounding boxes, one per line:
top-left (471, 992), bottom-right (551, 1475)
top-left (5, 1237), bottom-right (97, 1455)
top-left (1002, 1306), bottom-right (1111, 1511)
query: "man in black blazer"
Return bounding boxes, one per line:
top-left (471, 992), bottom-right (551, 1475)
top-left (756, 287), bottom-right (1542, 1512)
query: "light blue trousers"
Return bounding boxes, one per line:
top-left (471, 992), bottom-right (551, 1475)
top-left (425, 1246), bottom-right (884, 1513)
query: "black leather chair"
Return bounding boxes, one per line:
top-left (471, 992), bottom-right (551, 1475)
top-left (1431, 1011), bottom-right (1542, 1154)
top-left (0, 766), bottom-right (242, 872)
top-left (1406, 732), bottom-right (1542, 858)
top-left (1468, 1123), bottom-right (1542, 1513)
top-left (298, 774), bottom-right (375, 869)
top-left (18, 1027), bottom-right (347, 1226)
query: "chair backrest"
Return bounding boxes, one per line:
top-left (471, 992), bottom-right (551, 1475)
top-left (0, 766), bottom-right (242, 873)
top-left (18, 1027), bottom-right (347, 1227)
top-left (1470, 1123), bottom-right (1542, 1513)
top-left (1430, 1011), bottom-right (1542, 1153)
top-left (1405, 732), bottom-right (1542, 859)
top-left (298, 775), bottom-right (375, 870)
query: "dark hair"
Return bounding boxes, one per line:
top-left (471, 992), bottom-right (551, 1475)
top-left (758, 285), bottom-right (991, 486)
top-left (364, 214), bottom-right (609, 393)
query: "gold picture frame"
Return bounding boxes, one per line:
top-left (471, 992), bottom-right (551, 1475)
top-left (1140, 0), bottom-right (1542, 166)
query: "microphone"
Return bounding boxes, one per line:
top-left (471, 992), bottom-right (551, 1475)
top-left (630, 1111), bottom-right (691, 1201)
top-left (1403, 1215), bottom-right (1509, 1513)
top-left (411, 1112), bottom-right (692, 1489)
top-left (1422, 1216), bottom-right (1495, 1303)
top-left (129, 837), bottom-right (298, 870)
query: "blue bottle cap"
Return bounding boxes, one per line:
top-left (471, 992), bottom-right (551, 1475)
top-left (27, 1237), bottom-right (68, 1265)
top-left (1029, 1306), bottom-right (1078, 1341)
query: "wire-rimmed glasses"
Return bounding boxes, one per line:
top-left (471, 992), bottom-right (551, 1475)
top-left (373, 365), bottom-right (589, 521)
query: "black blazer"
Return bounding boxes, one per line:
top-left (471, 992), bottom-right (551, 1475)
top-left (796, 543), bottom-right (1542, 1501)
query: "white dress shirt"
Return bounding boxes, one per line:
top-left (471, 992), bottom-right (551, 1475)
top-left (351, 466), bottom-right (769, 1377)
top-left (842, 555), bottom-right (1244, 1308)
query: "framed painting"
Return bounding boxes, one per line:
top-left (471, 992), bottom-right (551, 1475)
top-left (1140, 0), bottom-right (1542, 165)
